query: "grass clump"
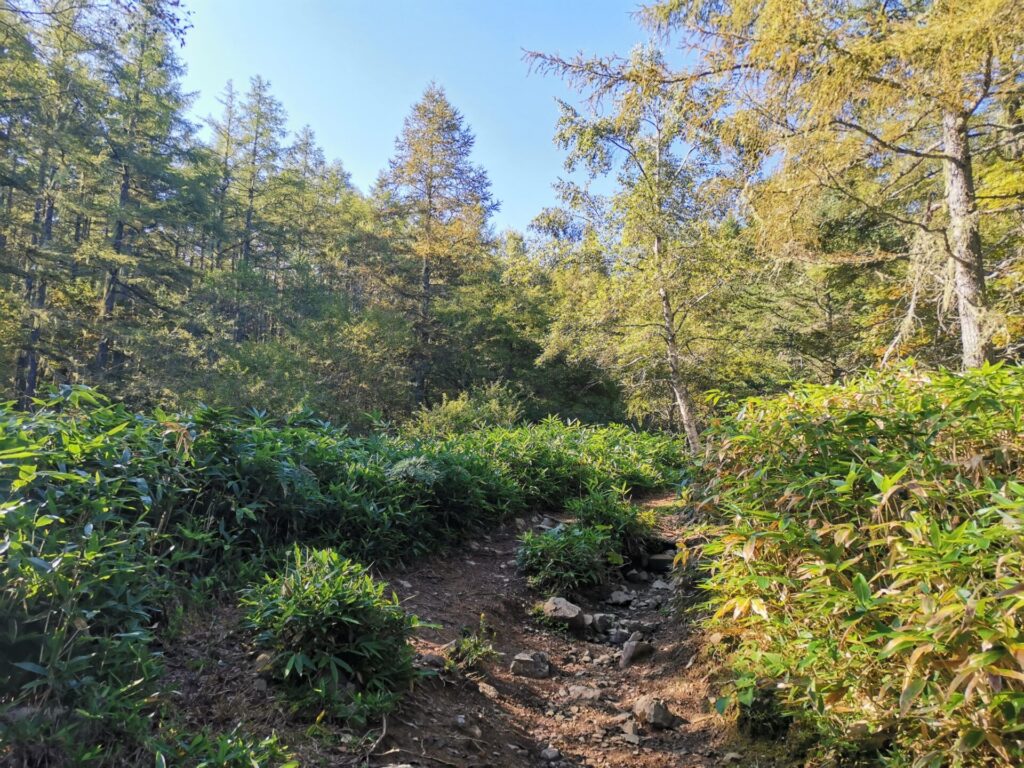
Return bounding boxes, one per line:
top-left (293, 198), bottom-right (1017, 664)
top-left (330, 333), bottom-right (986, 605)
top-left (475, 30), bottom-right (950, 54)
top-left (693, 363), bottom-right (1024, 767)
top-left (517, 524), bottom-right (618, 594)
top-left (444, 614), bottom-right (499, 672)
top-left (566, 484), bottom-right (656, 557)
top-left (517, 485), bottom-right (658, 595)
top-left (241, 547), bottom-right (418, 723)
top-left (153, 726), bottom-right (297, 767)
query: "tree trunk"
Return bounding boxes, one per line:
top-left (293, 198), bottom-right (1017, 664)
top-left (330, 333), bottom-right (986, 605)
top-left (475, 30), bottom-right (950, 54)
top-left (941, 109), bottom-right (989, 368)
top-left (659, 282), bottom-right (702, 453)
top-left (15, 148), bottom-right (54, 406)
top-left (413, 255), bottom-right (431, 406)
top-left (97, 162), bottom-right (131, 372)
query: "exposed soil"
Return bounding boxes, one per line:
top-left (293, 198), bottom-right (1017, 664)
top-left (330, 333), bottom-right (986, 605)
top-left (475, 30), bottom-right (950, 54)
top-left (161, 496), bottom-right (790, 767)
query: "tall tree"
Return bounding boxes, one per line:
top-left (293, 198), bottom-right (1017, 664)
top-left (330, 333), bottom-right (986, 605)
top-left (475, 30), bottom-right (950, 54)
top-left (94, 0), bottom-right (194, 374)
top-left (376, 84), bottom-right (497, 405)
top-left (642, 0), bottom-right (1024, 368)
top-left (529, 47), bottom-right (745, 449)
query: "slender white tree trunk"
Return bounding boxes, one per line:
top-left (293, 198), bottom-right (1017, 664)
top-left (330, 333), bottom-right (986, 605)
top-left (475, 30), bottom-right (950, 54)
top-left (941, 109), bottom-right (989, 368)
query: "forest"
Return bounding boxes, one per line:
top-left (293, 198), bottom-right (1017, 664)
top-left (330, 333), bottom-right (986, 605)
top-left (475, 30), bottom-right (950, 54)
top-left (1, 1), bottom-right (1023, 767)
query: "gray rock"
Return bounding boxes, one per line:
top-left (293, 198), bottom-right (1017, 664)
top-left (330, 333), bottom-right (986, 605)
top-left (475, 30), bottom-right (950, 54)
top-left (591, 613), bottom-right (614, 633)
top-left (621, 719), bottom-right (640, 737)
top-left (651, 578), bottom-right (672, 591)
top-left (566, 685), bottom-right (602, 703)
top-left (620, 640), bottom-right (656, 668)
top-left (540, 747), bottom-right (561, 761)
top-left (606, 590), bottom-right (634, 606)
top-left (510, 651), bottom-right (550, 678)
top-left (646, 551), bottom-right (676, 573)
top-left (722, 753), bottom-right (743, 765)
top-left (624, 569), bottom-right (650, 583)
top-left (418, 653), bottom-right (447, 668)
top-left (633, 695), bottom-right (681, 729)
top-left (253, 678), bottom-right (268, 693)
top-left (607, 628), bottom-right (631, 645)
top-left (542, 596), bottom-right (586, 631)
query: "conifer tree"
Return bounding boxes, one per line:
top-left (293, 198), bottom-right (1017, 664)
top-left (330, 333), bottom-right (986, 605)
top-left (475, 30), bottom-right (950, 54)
top-left (641, 0), bottom-right (1024, 368)
top-left (377, 84), bottom-right (497, 405)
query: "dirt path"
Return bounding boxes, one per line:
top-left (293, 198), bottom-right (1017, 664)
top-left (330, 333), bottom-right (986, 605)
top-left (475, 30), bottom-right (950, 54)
top-left (162, 497), bottom-right (778, 767)
top-left (364, 496), bottom-right (763, 768)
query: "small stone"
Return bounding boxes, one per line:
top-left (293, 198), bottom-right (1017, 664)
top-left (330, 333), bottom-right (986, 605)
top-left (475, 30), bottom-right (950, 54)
top-left (621, 719), bottom-right (640, 737)
top-left (255, 651), bottom-right (274, 677)
top-left (510, 651), bottom-right (550, 678)
top-left (253, 678), bottom-right (268, 693)
top-left (540, 747), bottom-right (561, 761)
top-left (542, 597), bottom-right (586, 631)
top-left (620, 641), bottom-right (656, 668)
top-left (607, 628), bottom-right (631, 645)
top-left (651, 578), bottom-right (672, 591)
top-left (566, 685), bottom-right (602, 703)
top-left (633, 695), bottom-right (680, 729)
top-left (722, 752), bottom-right (743, 764)
top-left (606, 590), bottom-right (634, 606)
top-left (419, 653), bottom-right (446, 668)
top-left (591, 613), bottom-right (614, 633)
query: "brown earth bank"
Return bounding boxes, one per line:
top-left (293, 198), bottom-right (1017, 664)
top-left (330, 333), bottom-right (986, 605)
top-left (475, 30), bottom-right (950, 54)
top-left (161, 496), bottom-right (794, 767)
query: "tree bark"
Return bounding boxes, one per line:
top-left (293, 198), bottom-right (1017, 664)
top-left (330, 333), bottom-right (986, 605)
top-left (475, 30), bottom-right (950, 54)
top-left (97, 161), bottom-right (130, 371)
top-left (659, 281), bottom-right (702, 453)
top-left (15, 146), bottom-right (53, 406)
top-left (413, 254), bottom-right (431, 406)
top-left (941, 109), bottom-right (989, 368)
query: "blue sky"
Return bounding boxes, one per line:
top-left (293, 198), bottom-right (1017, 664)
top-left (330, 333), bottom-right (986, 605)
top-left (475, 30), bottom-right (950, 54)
top-left (178, 0), bottom-right (651, 232)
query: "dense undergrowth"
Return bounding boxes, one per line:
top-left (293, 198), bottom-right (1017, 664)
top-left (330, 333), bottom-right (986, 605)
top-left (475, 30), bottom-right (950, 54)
top-left (517, 484), bottom-right (659, 594)
top-left (0, 387), bottom-right (685, 765)
top-left (692, 364), bottom-right (1024, 767)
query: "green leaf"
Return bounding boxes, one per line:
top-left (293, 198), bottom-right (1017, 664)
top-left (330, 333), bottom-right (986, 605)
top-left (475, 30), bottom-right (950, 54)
top-left (899, 677), bottom-right (926, 715)
top-left (13, 661), bottom-right (48, 676)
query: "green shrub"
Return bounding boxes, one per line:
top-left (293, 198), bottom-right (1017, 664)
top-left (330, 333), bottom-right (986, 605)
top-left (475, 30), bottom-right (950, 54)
top-left (240, 547), bottom-right (419, 722)
top-left (694, 363), bottom-right (1024, 766)
top-left (517, 524), bottom-right (618, 594)
top-left (444, 614), bottom-right (498, 672)
top-left (566, 484), bottom-right (655, 557)
top-left (153, 725), bottom-right (297, 768)
top-left (403, 381), bottom-right (526, 439)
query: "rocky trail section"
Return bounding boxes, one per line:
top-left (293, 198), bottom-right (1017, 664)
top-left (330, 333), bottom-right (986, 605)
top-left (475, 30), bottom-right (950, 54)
top-left (369, 500), bottom-right (767, 768)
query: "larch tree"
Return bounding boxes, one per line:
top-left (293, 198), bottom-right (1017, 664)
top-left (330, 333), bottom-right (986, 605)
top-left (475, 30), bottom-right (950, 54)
top-left (528, 46), bottom-right (745, 450)
top-left (376, 84), bottom-right (497, 406)
top-left (641, 0), bottom-right (1024, 368)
